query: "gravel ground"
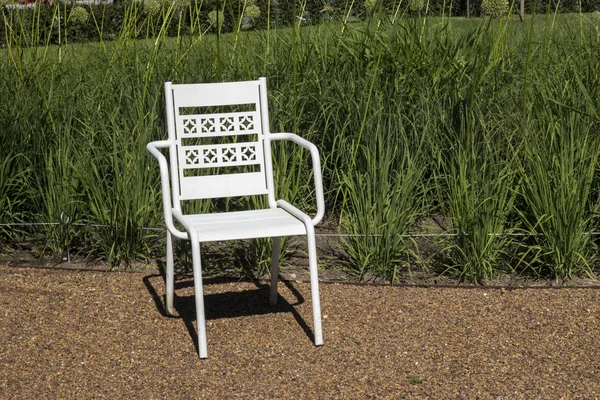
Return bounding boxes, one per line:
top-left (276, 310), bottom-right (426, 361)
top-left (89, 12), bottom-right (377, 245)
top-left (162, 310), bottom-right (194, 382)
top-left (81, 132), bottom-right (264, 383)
top-left (2, 264), bottom-right (600, 399)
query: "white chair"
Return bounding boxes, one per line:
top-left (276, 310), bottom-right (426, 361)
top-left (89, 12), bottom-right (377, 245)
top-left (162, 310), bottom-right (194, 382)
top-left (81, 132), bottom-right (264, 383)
top-left (147, 77), bottom-right (325, 358)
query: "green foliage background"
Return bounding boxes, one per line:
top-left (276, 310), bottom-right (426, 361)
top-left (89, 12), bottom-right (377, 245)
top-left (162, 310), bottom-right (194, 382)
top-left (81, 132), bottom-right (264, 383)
top-left (2, 3), bottom-right (600, 282)
top-left (2, 0), bottom-right (600, 46)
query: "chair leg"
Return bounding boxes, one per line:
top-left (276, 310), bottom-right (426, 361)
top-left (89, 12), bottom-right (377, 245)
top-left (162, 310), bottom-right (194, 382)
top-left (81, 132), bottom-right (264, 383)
top-left (190, 239), bottom-right (208, 358)
top-left (306, 227), bottom-right (323, 346)
top-left (165, 231), bottom-right (175, 316)
top-left (270, 237), bottom-right (281, 306)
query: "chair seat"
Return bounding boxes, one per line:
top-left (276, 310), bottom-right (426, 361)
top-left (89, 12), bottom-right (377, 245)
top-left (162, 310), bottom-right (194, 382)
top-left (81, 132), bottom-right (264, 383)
top-left (174, 208), bottom-right (308, 242)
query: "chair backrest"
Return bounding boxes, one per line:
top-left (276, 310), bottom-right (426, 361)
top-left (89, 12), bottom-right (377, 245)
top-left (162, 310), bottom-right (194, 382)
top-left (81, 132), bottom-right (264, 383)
top-left (165, 78), bottom-right (273, 206)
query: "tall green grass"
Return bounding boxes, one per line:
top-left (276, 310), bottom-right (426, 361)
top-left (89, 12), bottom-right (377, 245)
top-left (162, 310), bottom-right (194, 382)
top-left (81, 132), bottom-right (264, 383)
top-left (1, 4), bottom-right (600, 282)
top-left (340, 124), bottom-right (425, 281)
top-left (0, 152), bottom-right (30, 250)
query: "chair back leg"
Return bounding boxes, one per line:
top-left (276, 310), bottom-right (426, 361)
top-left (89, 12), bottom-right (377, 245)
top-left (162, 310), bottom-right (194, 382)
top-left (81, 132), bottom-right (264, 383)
top-left (270, 237), bottom-right (281, 306)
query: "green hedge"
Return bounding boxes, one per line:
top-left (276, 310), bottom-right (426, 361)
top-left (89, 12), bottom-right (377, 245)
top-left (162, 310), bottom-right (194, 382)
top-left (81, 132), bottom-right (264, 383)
top-left (1, 0), bottom-right (599, 47)
top-left (0, 0), bottom-right (297, 47)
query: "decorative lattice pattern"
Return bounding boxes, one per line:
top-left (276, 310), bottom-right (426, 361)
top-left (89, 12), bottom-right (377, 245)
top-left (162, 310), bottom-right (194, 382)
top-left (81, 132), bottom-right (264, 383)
top-left (179, 113), bottom-right (257, 137)
top-left (185, 149), bottom-right (200, 165)
top-left (183, 144), bottom-right (259, 167)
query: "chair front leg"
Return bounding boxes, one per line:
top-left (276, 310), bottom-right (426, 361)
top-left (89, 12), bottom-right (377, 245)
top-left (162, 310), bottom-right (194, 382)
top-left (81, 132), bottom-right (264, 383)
top-left (190, 237), bottom-right (208, 359)
top-left (270, 237), bottom-right (281, 306)
top-left (306, 226), bottom-right (323, 346)
top-left (165, 231), bottom-right (175, 316)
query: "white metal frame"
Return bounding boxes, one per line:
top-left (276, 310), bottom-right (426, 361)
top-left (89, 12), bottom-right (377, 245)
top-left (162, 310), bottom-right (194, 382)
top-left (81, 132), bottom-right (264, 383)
top-left (147, 77), bottom-right (325, 358)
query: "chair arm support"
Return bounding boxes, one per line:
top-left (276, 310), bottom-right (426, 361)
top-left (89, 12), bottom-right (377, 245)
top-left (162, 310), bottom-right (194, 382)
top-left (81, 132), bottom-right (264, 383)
top-left (266, 133), bottom-right (325, 226)
top-left (171, 209), bottom-right (200, 241)
top-left (276, 200), bottom-right (316, 230)
top-left (147, 141), bottom-right (187, 239)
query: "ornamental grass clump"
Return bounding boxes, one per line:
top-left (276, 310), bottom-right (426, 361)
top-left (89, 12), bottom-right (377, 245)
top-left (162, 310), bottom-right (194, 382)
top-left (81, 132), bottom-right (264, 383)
top-left (513, 28), bottom-right (600, 280)
top-left (0, 153), bottom-right (30, 250)
top-left (340, 113), bottom-right (425, 282)
top-left (517, 117), bottom-right (600, 280)
top-left (441, 126), bottom-right (518, 283)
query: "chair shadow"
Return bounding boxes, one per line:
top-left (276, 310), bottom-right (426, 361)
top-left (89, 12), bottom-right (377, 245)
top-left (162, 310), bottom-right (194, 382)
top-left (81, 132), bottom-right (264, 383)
top-left (142, 261), bottom-right (314, 354)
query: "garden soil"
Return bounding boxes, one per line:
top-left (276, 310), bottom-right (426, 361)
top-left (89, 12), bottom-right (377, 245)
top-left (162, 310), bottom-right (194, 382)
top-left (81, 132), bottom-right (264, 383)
top-left (2, 265), bottom-right (600, 399)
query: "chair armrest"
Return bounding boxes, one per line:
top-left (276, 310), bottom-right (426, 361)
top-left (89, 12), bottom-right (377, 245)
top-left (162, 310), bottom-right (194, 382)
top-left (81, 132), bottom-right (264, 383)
top-left (266, 133), bottom-right (325, 226)
top-left (147, 141), bottom-right (187, 239)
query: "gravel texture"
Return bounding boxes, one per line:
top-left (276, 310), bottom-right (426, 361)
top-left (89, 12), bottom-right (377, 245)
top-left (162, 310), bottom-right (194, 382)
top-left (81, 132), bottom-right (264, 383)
top-left (2, 264), bottom-right (600, 399)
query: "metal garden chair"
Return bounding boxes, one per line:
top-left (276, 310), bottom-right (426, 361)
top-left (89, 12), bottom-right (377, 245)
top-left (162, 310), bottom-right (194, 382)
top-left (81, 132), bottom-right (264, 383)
top-left (147, 78), bottom-right (325, 358)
